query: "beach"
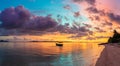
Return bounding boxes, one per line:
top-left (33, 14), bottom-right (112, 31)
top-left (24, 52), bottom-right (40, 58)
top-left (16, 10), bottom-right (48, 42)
top-left (96, 44), bottom-right (120, 66)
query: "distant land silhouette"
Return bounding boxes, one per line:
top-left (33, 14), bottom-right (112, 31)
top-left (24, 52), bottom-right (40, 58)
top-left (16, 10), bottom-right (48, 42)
top-left (0, 40), bottom-right (9, 42)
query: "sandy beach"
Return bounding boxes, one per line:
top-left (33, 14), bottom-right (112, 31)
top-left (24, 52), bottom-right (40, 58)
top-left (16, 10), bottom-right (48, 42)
top-left (96, 44), bottom-right (120, 66)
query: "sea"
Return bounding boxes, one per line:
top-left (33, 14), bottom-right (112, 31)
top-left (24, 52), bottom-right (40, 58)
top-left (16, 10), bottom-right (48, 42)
top-left (0, 42), bottom-right (104, 66)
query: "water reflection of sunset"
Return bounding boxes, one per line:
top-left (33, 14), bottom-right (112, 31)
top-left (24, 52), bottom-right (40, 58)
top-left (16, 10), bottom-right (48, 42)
top-left (0, 42), bottom-right (104, 66)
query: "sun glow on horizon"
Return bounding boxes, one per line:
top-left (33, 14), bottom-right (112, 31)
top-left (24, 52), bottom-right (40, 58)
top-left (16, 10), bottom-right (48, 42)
top-left (0, 0), bottom-right (119, 43)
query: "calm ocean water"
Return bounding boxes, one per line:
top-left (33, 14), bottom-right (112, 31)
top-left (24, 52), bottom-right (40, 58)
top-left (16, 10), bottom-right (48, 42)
top-left (0, 42), bottom-right (104, 66)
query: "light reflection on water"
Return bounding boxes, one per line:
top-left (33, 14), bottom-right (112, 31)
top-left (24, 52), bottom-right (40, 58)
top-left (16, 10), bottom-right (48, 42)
top-left (0, 42), bottom-right (104, 66)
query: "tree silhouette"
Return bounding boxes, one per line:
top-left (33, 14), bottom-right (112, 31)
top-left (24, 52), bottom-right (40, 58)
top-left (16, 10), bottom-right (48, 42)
top-left (108, 30), bottom-right (120, 43)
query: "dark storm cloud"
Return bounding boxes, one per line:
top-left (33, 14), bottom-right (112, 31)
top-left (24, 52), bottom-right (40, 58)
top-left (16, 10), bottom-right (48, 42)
top-left (0, 6), bottom-right (31, 29)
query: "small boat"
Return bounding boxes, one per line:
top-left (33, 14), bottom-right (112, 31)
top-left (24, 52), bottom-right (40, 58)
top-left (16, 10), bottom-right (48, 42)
top-left (30, 41), bottom-right (39, 42)
top-left (56, 42), bottom-right (63, 46)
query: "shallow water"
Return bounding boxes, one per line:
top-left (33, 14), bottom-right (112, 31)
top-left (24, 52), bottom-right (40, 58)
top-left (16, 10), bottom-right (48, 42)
top-left (0, 42), bottom-right (104, 66)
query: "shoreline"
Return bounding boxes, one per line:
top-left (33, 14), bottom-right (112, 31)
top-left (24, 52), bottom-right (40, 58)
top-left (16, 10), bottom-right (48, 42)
top-left (98, 43), bottom-right (108, 45)
top-left (96, 44), bottom-right (120, 66)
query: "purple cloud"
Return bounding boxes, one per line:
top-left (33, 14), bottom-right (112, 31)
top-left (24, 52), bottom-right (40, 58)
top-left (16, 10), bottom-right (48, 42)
top-left (0, 6), bottom-right (31, 29)
top-left (0, 5), bottom-right (94, 39)
top-left (25, 16), bottom-right (58, 31)
top-left (107, 13), bottom-right (120, 24)
top-left (86, 7), bottom-right (105, 16)
top-left (0, 6), bottom-right (58, 31)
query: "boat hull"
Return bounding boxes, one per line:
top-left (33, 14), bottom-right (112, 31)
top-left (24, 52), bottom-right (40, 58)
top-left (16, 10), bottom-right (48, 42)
top-left (56, 43), bottom-right (63, 46)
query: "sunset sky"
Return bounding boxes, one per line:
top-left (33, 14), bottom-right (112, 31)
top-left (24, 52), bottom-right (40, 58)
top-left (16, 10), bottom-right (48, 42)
top-left (0, 0), bottom-right (120, 42)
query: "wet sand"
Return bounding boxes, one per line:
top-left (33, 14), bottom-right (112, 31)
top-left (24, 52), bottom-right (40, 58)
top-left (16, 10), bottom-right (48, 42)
top-left (96, 44), bottom-right (120, 66)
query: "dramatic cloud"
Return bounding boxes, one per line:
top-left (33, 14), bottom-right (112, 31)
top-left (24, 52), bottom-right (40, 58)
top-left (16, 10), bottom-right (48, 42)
top-left (47, 22), bottom-right (93, 38)
top-left (107, 13), bottom-right (120, 24)
top-left (0, 6), bottom-right (31, 29)
top-left (67, 22), bottom-right (93, 38)
top-left (0, 4), bottom-right (111, 40)
top-left (0, 6), bottom-right (58, 31)
top-left (25, 16), bottom-right (58, 31)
